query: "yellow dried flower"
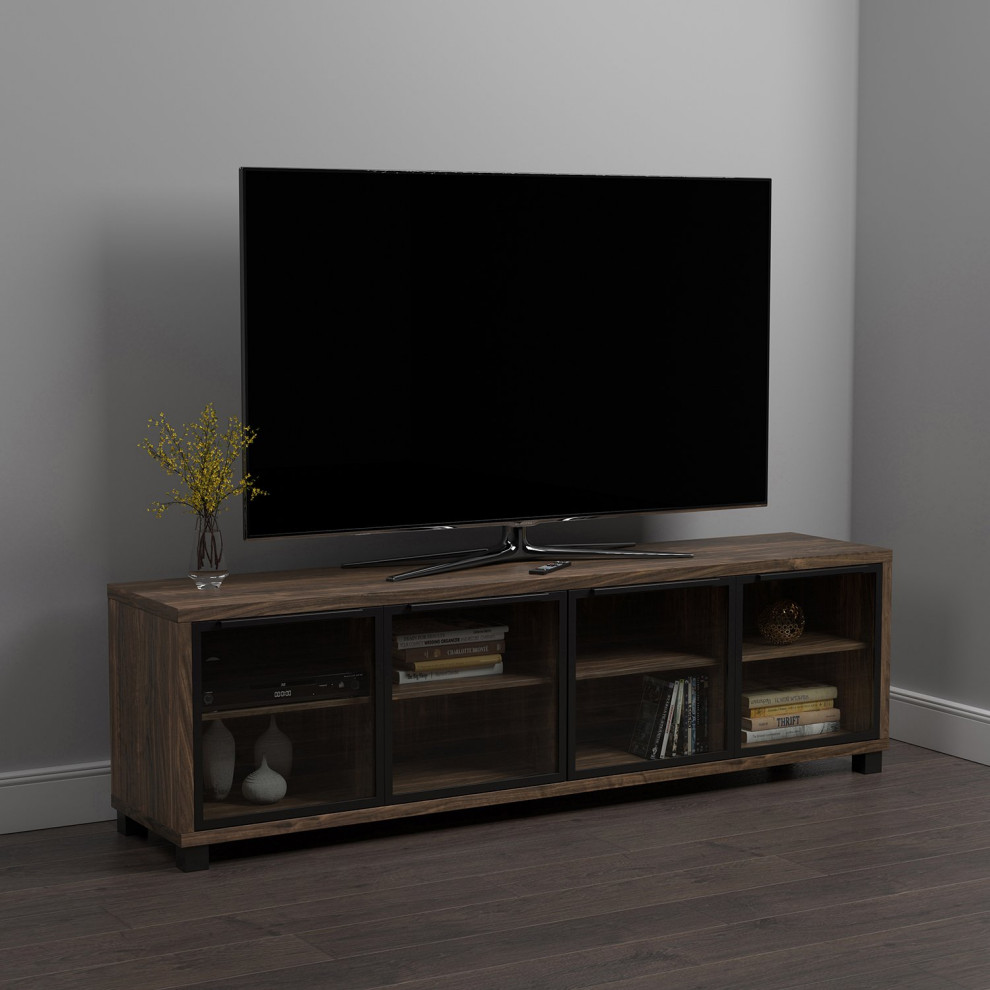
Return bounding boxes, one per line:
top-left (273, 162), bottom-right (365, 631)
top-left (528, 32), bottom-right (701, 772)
top-left (138, 402), bottom-right (266, 521)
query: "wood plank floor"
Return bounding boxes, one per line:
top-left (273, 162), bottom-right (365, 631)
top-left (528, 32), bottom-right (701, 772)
top-left (3, 741), bottom-right (990, 989)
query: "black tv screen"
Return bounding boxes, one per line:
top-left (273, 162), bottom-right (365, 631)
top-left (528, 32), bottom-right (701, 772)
top-left (240, 168), bottom-right (770, 540)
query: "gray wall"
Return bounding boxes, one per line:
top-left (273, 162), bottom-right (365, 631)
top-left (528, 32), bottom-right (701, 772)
top-left (854, 1), bottom-right (990, 748)
top-left (0, 2), bottom-right (861, 818)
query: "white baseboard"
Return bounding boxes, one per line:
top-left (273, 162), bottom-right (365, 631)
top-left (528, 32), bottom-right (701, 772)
top-left (1, 688), bottom-right (986, 835)
top-left (890, 685), bottom-right (990, 766)
top-left (0, 761), bottom-right (113, 835)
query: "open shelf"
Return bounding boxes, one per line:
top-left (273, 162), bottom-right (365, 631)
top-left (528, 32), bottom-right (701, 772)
top-left (739, 567), bottom-right (880, 748)
top-left (572, 581), bottom-right (728, 772)
top-left (386, 595), bottom-right (563, 800)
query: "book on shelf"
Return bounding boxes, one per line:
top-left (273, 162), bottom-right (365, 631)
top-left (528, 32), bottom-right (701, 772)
top-left (745, 697), bottom-right (836, 718)
top-left (629, 673), bottom-right (711, 760)
top-left (393, 659), bottom-right (503, 684)
top-left (668, 675), bottom-right (711, 758)
top-left (393, 653), bottom-right (503, 673)
top-left (634, 676), bottom-right (679, 760)
top-left (695, 672), bottom-right (710, 753)
top-left (394, 639), bottom-right (505, 663)
top-left (742, 707), bottom-right (841, 731)
top-left (628, 675), bottom-right (670, 758)
top-left (673, 678), bottom-right (692, 757)
top-left (658, 679), bottom-right (683, 758)
top-left (741, 720), bottom-right (841, 743)
top-left (679, 677), bottom-right (702, 756)
top-left (740, 680), bottom-right (837, 710)
top-left (392, 616), bottom-right (509, 650)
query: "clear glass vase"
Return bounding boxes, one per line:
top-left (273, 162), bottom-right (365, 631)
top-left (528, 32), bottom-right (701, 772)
top-left (189, 513), bottom-right (229, 589)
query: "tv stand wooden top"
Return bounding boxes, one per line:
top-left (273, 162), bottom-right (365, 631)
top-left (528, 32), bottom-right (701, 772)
top-left (107, 532), bottom-right (891, 624)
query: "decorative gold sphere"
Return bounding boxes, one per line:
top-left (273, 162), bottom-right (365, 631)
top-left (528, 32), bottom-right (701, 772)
top-left (758, 599), bottom-right (805, 645)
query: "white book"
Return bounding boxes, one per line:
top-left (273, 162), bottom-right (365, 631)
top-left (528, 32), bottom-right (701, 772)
top-left (393, 660), bottom-right (503, 684)
top-left (742, 720), bottom-right (840, 743)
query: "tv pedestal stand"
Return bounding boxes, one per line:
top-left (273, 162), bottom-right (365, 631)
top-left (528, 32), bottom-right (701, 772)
top-left (345, 524), bottom-right (694, 581)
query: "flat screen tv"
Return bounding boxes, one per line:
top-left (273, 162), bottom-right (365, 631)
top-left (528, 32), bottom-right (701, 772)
top-left (240, 167), bottom-right (770, 579)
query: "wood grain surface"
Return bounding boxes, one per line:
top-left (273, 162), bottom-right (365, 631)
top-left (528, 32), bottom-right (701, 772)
top-left (107, 532), bottom-right (891, 623)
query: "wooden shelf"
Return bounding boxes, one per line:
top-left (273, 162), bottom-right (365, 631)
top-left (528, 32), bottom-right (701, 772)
top-left (576, 648), bottom-right (720, 680)
top-left (742, 630), bottom-right (869, 663)
top-left (391, 672), bottom-right (551, 700)
top-left (202, 696), bottom-right (371, 720)
top-left (575, 742), bottom-right (657, 771)
top-left (741, 728), bottom-right (846, 750)
top-left (392, 757), bottom-right (553, 796)
top-left (203, 784), bottom-right (363, 822)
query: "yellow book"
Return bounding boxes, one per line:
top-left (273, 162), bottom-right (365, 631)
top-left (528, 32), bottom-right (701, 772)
top-left (393, 653), bottom-right (503, 672)
top-left (744, 698), bottom-right (837, 717)
top-left (741, 681), bottom-right (837, 709)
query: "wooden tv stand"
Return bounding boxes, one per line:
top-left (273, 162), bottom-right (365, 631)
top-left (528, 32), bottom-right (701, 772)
top-left (108, 532), bottom-right (891, 871)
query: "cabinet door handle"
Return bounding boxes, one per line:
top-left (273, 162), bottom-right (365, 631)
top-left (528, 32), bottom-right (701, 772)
top-left (404, 593), bottom-right (552, 610)
top-left (212, 608), bottom-right (368, 629)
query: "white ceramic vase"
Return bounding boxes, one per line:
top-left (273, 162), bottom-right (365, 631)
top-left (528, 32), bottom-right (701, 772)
top-left (202, 719), bottom-right (235, 801)
top-left (241, 756), bottom-right (287, 804)
top-left (253, 715), bottom-right (292, 778)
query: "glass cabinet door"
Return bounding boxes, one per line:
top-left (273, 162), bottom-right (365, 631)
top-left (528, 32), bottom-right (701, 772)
top-left (571, 581), bottom-right (730, 776)
top-left (387, 594), bottom-right (565, 800)
top-left (194, 609), bottom-right (380, 828)
top-left (740, 566), bottom-right (881, 752)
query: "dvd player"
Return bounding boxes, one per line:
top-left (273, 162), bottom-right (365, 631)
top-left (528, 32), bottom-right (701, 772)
top-left (202, 671), bottom-right (364, 711)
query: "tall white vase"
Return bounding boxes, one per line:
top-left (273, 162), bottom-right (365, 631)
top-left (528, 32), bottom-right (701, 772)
top-left (202, 719), bottom-right (235, 801)
top-left (253, 715), bottom-right (293, 778)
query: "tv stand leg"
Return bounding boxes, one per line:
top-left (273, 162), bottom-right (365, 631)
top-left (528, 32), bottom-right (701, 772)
top-left (342, 546), bottom-right (492, 570)
top-left (343, 540), bottom-right (638, 572)
top-left (383, 525), bottom-right (693, 581)
top-left (852, 752), bottom-right (883, 774)
top-left (116, 812), bottom-right (147, 838)
top-left (175, 844), bottom-right (210, 872)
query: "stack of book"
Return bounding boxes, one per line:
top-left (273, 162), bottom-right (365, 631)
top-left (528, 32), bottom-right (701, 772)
top-left (740, 678), bottom-right (840, 743)
top-left (629, 673), bottom-right (710, 760)
top-left (392, 616), bottom-right (508, 684)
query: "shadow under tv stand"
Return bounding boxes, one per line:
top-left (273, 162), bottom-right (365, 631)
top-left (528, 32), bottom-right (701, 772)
top-left (346, 523), bottom-right (694, 581)
top-left (107, 531), bottom-right (891, 871)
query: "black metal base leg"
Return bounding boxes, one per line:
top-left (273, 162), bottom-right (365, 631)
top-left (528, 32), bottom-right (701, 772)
top-left (354, 525), bottom-right (694, 581)
top-left (175, 844), bottom-right (210, 872)
top-left (852, 751), bottom-right (883, 774)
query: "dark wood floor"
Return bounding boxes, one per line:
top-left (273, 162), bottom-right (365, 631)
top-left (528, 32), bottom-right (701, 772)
top-left (3, 741), bottom-right (990, 989)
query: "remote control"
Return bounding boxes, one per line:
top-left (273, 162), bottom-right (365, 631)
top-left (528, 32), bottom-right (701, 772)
top-left (530, 560), bottom-right (571, 574)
